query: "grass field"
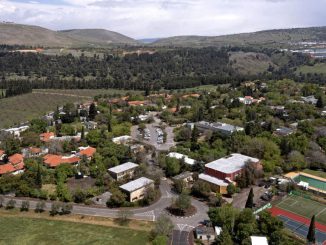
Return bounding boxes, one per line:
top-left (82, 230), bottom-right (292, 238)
top-left (0, 89), bottom-right (140, 128)
top-left (295, 63), bottom-right (326, 75)
top-left (0, 216), bottom-right (149, 245)
top-left (302, 169), bottom-right (326, 179)
top-left (276, 195), bottom-right (326, 225)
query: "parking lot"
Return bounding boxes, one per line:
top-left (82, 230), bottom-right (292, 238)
top-left (131, 114), bottom-right (176, 151)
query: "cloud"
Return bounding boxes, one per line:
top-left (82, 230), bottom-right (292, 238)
top-left (0, 0), bottom-right (326, 38)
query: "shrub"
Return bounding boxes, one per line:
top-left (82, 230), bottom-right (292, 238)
top-left (21, 200), bottom-right (30, 212)
top-left (35, 201), bottom-right (46, 213)
top-left (6, 199), bottom-right (16, 209)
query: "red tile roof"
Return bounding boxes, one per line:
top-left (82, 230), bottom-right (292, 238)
top-left (79, 147), bottom-right (96, 158)
top-left (30, 147), bottom-right (42, 154)
top-left (0, 153), bottom-right (25, 174)
top-left (0, 163), bottom-right (16, 175)
top-left (128, 101), bottom-right (147, 106)
top-left (9, 154), bottom-right (24, 165)
top-left (43, 154), bottom-right (80, 168)
top-left (40, 132), bottom-right (55, 142)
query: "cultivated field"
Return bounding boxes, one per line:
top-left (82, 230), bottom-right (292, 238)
top-left (0, 89), bottom-right (139, 128)
top-left (0, 216), bottom-right (150, 245)
top-left (296, 63), bottom-right (326, 75)
top-left (276, 195), bottom-right (326, 225)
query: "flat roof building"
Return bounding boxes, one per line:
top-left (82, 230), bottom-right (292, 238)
top-left (199, 154), bottom-right (261, 194)
top-left (108, 162), bottom-right (139, 181)
top-left (196, 121), bottom-right (244, 136)
top-left (119, 177), bottom-right (154, 202)
top-left (167, 152), bottom-right (196, 165)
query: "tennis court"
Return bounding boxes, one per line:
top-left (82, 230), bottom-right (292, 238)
top-left (278, 215), bottom-right (326, 244)
top-left (276, 195), bottom-right (326, 225)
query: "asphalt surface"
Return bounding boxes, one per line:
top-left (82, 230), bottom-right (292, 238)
top-left (131, 114), bottom-right (176, 151)
top-left (0, 180), bottom-right (208, 227)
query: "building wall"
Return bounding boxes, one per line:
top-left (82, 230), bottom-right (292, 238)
top-left (128, 183), bottom-right (154, 202)
top-left (109, 169), bottom-right (135, 181)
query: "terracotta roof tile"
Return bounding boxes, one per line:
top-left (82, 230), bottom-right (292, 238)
top-left (43, 154), bottom-right (80, 168)
top-left (79, 147), bottom-right (96, 158)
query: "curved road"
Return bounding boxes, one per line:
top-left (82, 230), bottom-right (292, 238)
top-left (0, 180), bottom-right (208, 227)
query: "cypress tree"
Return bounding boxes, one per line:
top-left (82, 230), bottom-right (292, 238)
top-left (245, 188), bottom-right (254, 209)
top-left (107, 115), bottom-right (112, 132)
top-left (81, 126), bottom-right (85, 140)
top-left (307, 215), bottom-right (316, 244)
top-left (36, 162), bottom-right (42, 188)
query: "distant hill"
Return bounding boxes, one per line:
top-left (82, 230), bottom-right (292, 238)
top-left (60, 29), bottom-right (138, 45)
top-left (138, 38), bottom-right (161, 44)
top-left (0, 23), bottom-right (137, 47)
top-left (153, 26), bottom-right (326, 47)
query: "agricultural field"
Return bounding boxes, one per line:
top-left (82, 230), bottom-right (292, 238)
top-left (275, 194), bottom-right (326, 225)
top-left (295, 63), bottom-right (326, 75)
top-left (0, 89), bottom-right (132, 128)
top-left (0, 216), bottom-right (150, 245)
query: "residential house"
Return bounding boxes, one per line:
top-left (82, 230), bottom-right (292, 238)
top-left (238, 96), bottom-right (265, 105)
top-left (43, 154), bottom-right (80, 168)
top-left (108, 162), bottom-right (139, 181)
top-left (78, 146), bottom-right (96, 160)
top-left (112, 135), bottom-right (132, 145)
top-left (22, 147), bottom-right (48, 158)
top-left (196, 121), bottom-right (244, 136)
top-left (195, 226), bottom-right (216, 244)
top-left (273, 127), bottom-right (294, 137)
top-left (84, 121), bottom-right (98, 130)
top-left (199, 154), bottom-right (261, 194)
top-left (0, 153), bottom-right (25, 176)
top-left (119, 177), bottom-right (154, 202)
top-left (167, 152), bottom-right (196, 166)
top-left (40, 132), bottom-right (55, 142)
top-left (301, 95), bottom-right (318, 105)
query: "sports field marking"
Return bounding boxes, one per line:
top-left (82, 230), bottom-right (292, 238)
top-left (316, 207), bottom-right (326, 218)
top-left (290, 200), bottom-right (298, 206)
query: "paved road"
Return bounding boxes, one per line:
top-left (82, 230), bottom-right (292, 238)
top-left (0, 180), bottom-right (208, 226)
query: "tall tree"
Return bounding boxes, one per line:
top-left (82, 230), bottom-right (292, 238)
top-left (88, 103), bottom-right (97, 120)
top-left (307, 215), bottom-right (316, 244)
top-left (35, 161), bottom-right (42, 188)
top-left (81, 126), bottom-right (85, 140)
top-left (245, 188), bottom-right (254, 209)
top-left (107, 115), bottom-right (112, 132)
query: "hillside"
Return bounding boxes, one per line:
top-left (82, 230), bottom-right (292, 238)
top-left (60, 29), bottom-right (138, 45)
top-left (153, 26), bottom-right (326, 47)
top-left (0, 23), bottom-right (137, 47)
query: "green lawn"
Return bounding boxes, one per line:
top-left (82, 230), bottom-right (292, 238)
top-left (0, 216), bottom-right (149, 245)
top-left (295, 63), bottom-right (326, 75)
top-left (276, 195), bottom-right (326, 225)
top-left (302, 169), bottom-right (326, 179)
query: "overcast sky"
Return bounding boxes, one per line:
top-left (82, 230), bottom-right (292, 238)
top-left (0, 0), bottom-right (326, 39)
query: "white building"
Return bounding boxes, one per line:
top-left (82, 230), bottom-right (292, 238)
top-left (119, 177), bottom-right (154, 202)
top-left (112, 135), bottom-right (132, 145)
top-left (108, 162), bottom-right (139, 181)
top-left (167, 152), bottom-right (196, 165)
top-left (250, 236), bottom-right (268, 245)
